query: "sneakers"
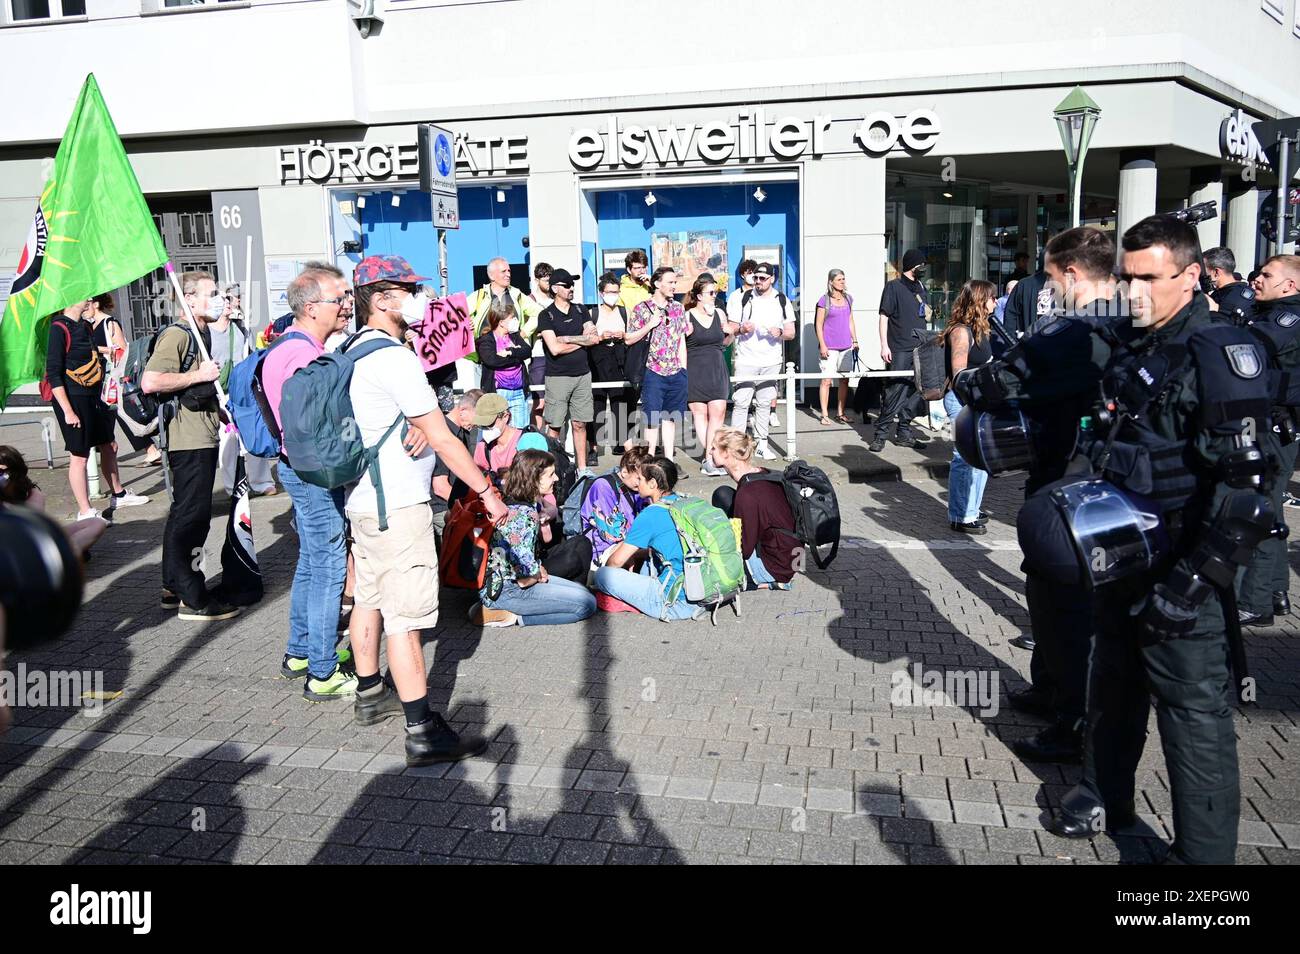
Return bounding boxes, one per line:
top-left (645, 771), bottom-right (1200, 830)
top-left (755, 443), bottom-right (779, 461)
top-left (76, 508), bottom-right (102, 521)
top-left (177, 600), bottom-right (240, 621)
top-left (868, 438), bottom-right (886, 453)
top-left (950, 520), bottom-right (987, 535)
top-left (469, 602), bottom-right (519, 627)
top-left (1284, 491), bottom-right (1300, 508)
top-left (576, 468), bottom-right (596, 481)
top-left (160, 588), bottom-right (180, 610)
top-left (302, 666), bottom-right (359, 702)
top-left (280, 647), bottom-right (354, 679)
top-left (405, 712), bottom-right (487, 766)
top-left (111, 490), bottom-right (149, 508)
top-left (700, 460), bottom-right (726, 477)
top-left (354, 677), bottom-right (403, 726)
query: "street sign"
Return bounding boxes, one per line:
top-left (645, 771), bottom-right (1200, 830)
top-left (418, 124), bottom-right (457, 196)
top-left (433, 192), bottom-right (460, 230)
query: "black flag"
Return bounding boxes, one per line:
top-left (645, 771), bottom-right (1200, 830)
top-left (217, 453), bottom-right (263, 606)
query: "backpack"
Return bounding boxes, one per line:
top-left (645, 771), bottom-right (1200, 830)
top-left (118, 323), bottom-right (198, 438)
top-left (38, 319), bottom-right (70, 403)
top-left (512, 425), bottom-right (576, 502)
top-left (739, 289), bottom-right (793, 321)
top-left (561, 467), bottom-right (628, 537)
top-left (439, 491), bottom-right (495, 590)
top-left (661, 496), bottom-right (744, 625)
top-left (749, 460), bottom-right (841, 569)
top-left (278, 330), bottom-right (405, 530)
top-left (227, 330), bottom-right (311, 460)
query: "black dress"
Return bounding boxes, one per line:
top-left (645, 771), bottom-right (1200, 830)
top-left (47, 316), bottom-right (115, 456)
top-left (686, 309), bottom-right (730, 403)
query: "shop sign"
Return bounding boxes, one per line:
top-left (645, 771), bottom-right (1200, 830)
top-left (568, 108), bottom-right (941, 170)
top-left (1220, 109), bottom-right (1272, 168)
top-left (279, 134), bottom-right (529, 185)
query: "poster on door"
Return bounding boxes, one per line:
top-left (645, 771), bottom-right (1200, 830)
top-left (650, 230), bottom-right (730, 293)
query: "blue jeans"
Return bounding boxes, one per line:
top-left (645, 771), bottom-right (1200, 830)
top-left (483, 575), bottom-right (596, 626)
top-left (745, 551), bottom-right (790, 590)
top-left (944, 390), bottom-right (988, 523)
top-left (280, 463), bottom-right (348, 678)
top-left (594, 562), bottom-right (699, 621)
top-left (500, 387), bottom-right (529, 429)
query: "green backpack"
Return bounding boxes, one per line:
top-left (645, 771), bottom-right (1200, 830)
top-left (663, 496), bottom-right (744, 625)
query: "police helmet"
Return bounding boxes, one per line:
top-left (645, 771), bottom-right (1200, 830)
top-left (953, 405), bottom-right (1037, 475)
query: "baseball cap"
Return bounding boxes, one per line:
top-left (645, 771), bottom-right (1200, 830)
top-left (353, 255), bottom-right (430, 288)
top-left (472, 393), bottom-right (509, 427)
top-left (516, 433), bottom-right (550, 453)
top-left (754, 263), bottom-right (776, 278)
top-left (549, 268), bottom-right (576, 288)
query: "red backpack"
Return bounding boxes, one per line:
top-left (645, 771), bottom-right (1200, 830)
top-left (439, 491), bottom-right (495, 590)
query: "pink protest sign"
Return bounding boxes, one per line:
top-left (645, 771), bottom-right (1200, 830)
top-left (410, 292), bottom-right (472, 372)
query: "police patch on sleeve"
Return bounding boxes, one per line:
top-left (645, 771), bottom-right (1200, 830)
top-left (1278, 312), bottom-right (1299, 328)
top-left (1224, 343), bottom-right (1262, 378)
top-left (1039, 318), bottom-right (1068, 336)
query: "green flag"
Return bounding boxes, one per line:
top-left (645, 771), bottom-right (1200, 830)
top-left (0, 73), bottom-right (166, 408)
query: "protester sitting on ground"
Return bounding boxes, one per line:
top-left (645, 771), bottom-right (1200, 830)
top-left (259, 263), bottom-right (357, 697)
top-left (48, 298), bottom-right (149, 520)
top-left (472, 392), bottom-right (525, 478)
top-left (0, 444), bottom-right (106, 557)
top-left (346, 255), bottom-right (509, 766)
top-left (210, 289), bottom-right (277, 497)
top-left (578, 444), bottom-right (649, 567)
top-left (89, 292), bottom-right (161, 465)
top-left (593, 455), bottom-right (702, 621)
top-left (709, 428), bottom-right (796, 591)
top-left (814, 268), bottom-right (857, 426)
top-left (476, 298), bottom-right (531, 428)
top-left (432, 389), bottom-right (482, 533)
top-left (470, 450), bottom-right (598, 627)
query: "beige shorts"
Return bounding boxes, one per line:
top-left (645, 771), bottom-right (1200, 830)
top-left (351, 501), bottom-right (440, 636)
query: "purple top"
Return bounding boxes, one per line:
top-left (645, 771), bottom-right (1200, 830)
top-left (579, 474), bottom-right (644, 563)
top-left (491, 333), bottom-right (525, 391)
top-left (817, 293), bottom-right (854, 351)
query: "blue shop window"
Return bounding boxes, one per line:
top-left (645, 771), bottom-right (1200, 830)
top-left (594, 182), bottom-right (799, 305)
top-left (357, 185), bottom-right (529, 296)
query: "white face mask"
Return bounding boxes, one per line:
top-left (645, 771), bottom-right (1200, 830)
top-left (504, 318), bottom-right (520, 335)
top-left (206, 294), bottom-right (224, 318)
top-left (743, 274), bottom-right (755, 286)
top-left (480, 426), bottom-right (502, 442)
top-left (602, 293), bottom-right (619, 307)
top-left (399, 292), bottom-right (429, 325)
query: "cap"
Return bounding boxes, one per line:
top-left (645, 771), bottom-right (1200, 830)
top-left (754, 262), bottom-right (776, 277)
top-left (549, 268), bottom-right (576, 288)
top-left (353, 255), bottom-right (430, 287)
top-left (516, 433), bottom-right (550, 453)
top-left (901, 249), bottom-right (926, 273)
top-left (472, 393), bottom-right (509, 427)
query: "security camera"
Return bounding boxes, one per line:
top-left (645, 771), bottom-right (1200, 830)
top-left (347, 0), bottom-right (384, 38)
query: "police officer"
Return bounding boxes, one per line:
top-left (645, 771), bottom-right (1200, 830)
top-left (1237, 255), bottom-right (1300, 626)
top-left (1204, 246), bottom-right (1257, 324)
top-left (958, 216), bottom-right (1279, 864)
top-left (999, 227), bottom-right (1126, 765)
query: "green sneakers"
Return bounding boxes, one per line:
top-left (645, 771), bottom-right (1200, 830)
top-left (280, 647), bottom-right (353, 680)
top-left (302, 666), bottom-right (359, 702)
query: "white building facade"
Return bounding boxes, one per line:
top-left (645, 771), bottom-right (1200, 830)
top-left (1, 0), bottom-right (1297, 387)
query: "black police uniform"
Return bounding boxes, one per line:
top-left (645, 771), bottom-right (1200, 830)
top-left (1210, 281), bottom-right (1258, 325)
top-left (1239, 291), bottom-right (1300, 620)
top-left (966, 294), bottom-right (1278, 863)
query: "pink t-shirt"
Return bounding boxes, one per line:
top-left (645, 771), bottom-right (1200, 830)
top-left (259, 329), bottom-right (325, 439)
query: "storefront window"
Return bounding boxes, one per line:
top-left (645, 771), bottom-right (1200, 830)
top-left (590, 181), bottom-right (800, 310)
top-left (334, 184), bottom-right (529, 297)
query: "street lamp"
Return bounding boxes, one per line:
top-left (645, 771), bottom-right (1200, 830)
top-left (1054, 86), bottom-right (1101, 228)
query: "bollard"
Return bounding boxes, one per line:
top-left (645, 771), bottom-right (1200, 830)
top-left (87, 443), bottom-right (103, 499)
top-left (41, 417), bottom-right (56, 468)
top-left (784, 361), bottom-right (797, 460)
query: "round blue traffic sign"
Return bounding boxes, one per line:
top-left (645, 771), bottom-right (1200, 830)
top-left (434, 134), bottom-right (453, 178)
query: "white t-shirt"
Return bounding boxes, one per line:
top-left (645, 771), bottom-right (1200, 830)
top-left (344, 327), bottom-right (438, 517)
top-left (734, 290), bottom-right (792, 367)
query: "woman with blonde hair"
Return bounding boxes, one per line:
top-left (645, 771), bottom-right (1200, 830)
top-left (943, 279), bottom-right (997, 535)
top-left (814, 268), bottom-right (857, 425)
top-left (709, 428), bottom-right (796, 591)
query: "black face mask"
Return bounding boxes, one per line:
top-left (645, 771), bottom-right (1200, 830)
top-left (911, 266), bottom-right (927, 279)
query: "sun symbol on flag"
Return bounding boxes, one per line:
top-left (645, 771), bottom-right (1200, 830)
top-left (7, 179), bottom-right (80, 331)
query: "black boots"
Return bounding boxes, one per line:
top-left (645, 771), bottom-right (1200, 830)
top-left (405, 713), bottom-right (487, 767)
top-left (1012, 721), bottom-right (1083, 764)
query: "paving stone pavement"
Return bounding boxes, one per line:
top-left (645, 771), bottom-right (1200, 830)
top-left (1, 412), bottom-right (1298, 865)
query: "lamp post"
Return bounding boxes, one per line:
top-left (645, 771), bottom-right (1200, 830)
top-left (1054, 87), bottom-right (1102, 229)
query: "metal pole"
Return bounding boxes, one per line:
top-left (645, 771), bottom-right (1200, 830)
top-left (1070, 164), bottom-right (1083, 229)
top-left (41, 417), bottom-right (55, 468)
top-left (1277, 137), bottom-right (1292, 256)
top-left (438, 228), bottom-right (448, 298)
top-left (784, 360), bottom-right (797, 460)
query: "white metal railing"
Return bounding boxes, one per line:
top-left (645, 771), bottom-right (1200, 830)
top-left (0, 417), bottom-right (57, 469)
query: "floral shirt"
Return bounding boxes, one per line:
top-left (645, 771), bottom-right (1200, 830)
top-left (629, 298), bottom-right (688, 377)
top-left (482, 502), bottom-right (542, 599)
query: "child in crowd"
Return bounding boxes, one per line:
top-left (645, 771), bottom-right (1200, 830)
top-left (470, 450), bottom-right (597, 628)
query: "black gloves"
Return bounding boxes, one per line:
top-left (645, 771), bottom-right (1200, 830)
top-left (1135, 583), bottom-right (1199, 644)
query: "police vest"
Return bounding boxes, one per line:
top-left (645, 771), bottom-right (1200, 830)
top-left (1077, 322), bottom-right (1270, 535)
top-left (1245, 296), bottom-right (1300, 414)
